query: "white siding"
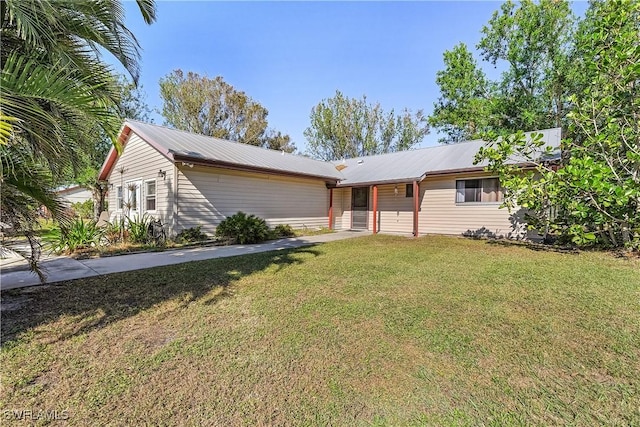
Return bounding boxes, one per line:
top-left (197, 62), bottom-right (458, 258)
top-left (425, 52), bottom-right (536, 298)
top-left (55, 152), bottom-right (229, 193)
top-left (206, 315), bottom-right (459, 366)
top-left (418, 173), bottom-right (521, 238)
top-left (177, 166), bottom-right (330, 235)
top-left (105, 132), bottom-right (175, 232)
top-left (59, 187), bottom-right (93, 204)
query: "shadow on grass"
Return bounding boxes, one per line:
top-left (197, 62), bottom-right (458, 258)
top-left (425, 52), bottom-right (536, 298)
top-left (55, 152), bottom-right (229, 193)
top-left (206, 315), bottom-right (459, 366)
top-left (0, 246), bottom-right (322, 345)
top-left (483, 238), bottom-right (580, 254)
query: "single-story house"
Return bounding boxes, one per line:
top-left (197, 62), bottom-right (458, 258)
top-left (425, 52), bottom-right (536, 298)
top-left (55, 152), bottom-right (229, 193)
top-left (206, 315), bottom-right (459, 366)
top-left (98, 120), bottom-right (561, 238)
top-left (55, 185), bottom-right (93, 205)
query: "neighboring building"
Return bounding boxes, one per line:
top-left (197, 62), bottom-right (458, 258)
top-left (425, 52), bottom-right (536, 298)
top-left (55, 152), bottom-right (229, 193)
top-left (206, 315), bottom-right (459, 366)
top-left (56, 185), bottom-right (93, 205)
top-left (98, 120), bottom-right (561, 238)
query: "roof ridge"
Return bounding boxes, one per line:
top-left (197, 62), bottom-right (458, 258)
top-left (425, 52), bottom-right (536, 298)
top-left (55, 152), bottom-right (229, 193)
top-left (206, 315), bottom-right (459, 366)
top-left (333, 139), bottom-right (484, 163)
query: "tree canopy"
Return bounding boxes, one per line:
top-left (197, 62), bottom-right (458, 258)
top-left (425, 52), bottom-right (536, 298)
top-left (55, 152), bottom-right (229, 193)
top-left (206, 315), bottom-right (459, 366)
top-left (430, 0), bottom-right (575, 142)
top-left (476, 0), bottom-right (640, 249)
top-left (159, 70), bottom-right (295, 153)
top-left (304, 90), bottom-right (429, 161)
top-left (428, 43), bottom-right (491, 143)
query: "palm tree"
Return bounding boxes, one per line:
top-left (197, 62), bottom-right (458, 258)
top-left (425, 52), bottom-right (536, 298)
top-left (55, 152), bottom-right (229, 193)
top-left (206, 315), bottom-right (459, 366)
top-left (0, 0), bottom-right (156, 271)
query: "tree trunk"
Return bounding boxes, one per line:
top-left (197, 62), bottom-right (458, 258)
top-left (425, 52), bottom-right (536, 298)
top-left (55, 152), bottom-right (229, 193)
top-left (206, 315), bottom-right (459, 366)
top-left (91, 182), bottom-right (107, 221)
top-left (621, 220), bottom-right (630, 246)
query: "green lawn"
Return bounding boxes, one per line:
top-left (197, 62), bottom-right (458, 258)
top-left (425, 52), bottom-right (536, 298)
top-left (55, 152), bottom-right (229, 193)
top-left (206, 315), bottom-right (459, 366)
top-left (1, 235), bottom-right (638, 426)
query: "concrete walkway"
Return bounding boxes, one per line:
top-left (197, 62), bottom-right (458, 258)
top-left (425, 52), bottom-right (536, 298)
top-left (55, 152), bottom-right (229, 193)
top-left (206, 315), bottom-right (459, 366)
top-left (0, 231), bottom-right (369, 291)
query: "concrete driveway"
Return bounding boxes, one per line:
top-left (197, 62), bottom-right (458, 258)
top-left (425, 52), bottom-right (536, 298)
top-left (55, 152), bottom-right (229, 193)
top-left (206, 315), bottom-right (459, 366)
top-left (0, 231), bottom-right (368, 290)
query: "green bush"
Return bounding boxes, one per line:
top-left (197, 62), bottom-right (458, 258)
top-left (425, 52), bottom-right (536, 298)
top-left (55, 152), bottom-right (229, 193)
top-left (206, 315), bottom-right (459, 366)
top-left (176, 226), bottom-right (208, 243)
top-left (71, 199), bottom-right (94, 219)
top-left (215, 212), bottom-right (270, 244)
top-left (273, 224), bottom-right (295, 238)
top-left (126, 214), bottom-right (154, 244)
top-left (49, 218), bottom-right (103, 253)
top-left (103, 218), bottom-right (125, 245)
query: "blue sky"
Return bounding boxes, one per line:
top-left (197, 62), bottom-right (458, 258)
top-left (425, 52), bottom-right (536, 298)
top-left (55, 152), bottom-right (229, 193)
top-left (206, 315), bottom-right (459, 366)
top-left (114, 1), bottom-right (588, 152)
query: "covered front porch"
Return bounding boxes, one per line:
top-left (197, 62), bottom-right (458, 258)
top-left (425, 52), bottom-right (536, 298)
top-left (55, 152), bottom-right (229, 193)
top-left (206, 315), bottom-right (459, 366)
top-left (328, 181), bottom-right (423, 236)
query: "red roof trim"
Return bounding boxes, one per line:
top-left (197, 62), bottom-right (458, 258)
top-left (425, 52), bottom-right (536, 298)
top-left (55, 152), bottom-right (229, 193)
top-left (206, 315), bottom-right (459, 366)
top-left (98, 126), bottom-right (131, 181)
top-left (97, 122), bottom-right (176, 181)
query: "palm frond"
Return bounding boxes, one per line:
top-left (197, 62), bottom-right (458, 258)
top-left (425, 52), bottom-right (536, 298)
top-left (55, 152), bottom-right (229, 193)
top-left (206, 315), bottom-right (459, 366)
top-left (1, 52), bottom-right (121, 161)
top-left (0, 114), bottom-right (20, 146)
top-left (135, 0), bottom-right (157, 25)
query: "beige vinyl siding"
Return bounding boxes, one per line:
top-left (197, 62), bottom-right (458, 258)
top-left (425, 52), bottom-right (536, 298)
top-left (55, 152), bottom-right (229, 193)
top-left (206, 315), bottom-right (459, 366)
top-left (106, 132), bottom-right (174, 232)
top-left (331, 188), bottom-right (345, 230)
top-left (339, 188), bottom-right (352, 230)
top-left (418, 172), bottom-right (519, 237)
top-left (177, 166), bottom-right (330, 235)
top-left (335, 185), bottom-right (412, 233)
top-left (367, 187), bottom-right (374, 230)
top-left (373, 183), bottom-right (414, 234)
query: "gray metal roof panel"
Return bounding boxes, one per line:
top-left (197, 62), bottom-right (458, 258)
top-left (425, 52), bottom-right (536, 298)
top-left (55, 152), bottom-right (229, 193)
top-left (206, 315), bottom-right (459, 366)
top-left (335, 128), bottom-right (561, 186)
top-left (124, 121), bottom-right (560, 186)
top-left (125, 120), bottom-right (343, 180)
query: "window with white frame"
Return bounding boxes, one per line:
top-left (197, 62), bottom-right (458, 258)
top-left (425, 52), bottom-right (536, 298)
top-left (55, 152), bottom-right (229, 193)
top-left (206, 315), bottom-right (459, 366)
top-left (116, 185), bottom-right (123, 210)
top-left (145, 180), bottom-right (156, 211)
top-left (456, 178), bottom-right (503, 203)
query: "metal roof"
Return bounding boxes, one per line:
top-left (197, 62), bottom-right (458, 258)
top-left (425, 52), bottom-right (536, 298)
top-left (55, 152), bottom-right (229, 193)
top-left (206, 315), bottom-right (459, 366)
top-left (125, 120), bottom-right (343, 181)
top-left (102, 121), bottom-right (561, 186)
top-left (334, 128), bottom-right (561, 186)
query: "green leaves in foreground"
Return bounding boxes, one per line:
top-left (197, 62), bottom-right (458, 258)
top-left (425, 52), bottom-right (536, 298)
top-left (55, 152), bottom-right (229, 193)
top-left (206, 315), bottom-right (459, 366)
top-left (0, 0), bottom-right (156, 274)
top-left (48, 218), bottom-right (103, 254)
top-left (475, 1), bottom-right (640, 249)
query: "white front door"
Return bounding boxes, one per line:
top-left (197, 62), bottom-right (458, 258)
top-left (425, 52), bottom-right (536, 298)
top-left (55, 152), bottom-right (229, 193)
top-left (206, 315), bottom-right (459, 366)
top-left (125, 180), bottom-right (142, 219)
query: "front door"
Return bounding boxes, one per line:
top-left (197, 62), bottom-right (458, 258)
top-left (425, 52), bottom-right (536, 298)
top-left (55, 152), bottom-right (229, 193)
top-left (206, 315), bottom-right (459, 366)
top-left (125, 180), bottom-right (142, 219)
top-left (351, 187), bottom-right (369, 229)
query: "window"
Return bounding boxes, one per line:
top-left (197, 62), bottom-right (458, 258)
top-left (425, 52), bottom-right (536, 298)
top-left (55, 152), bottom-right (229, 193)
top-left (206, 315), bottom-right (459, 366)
top-left (116, 186), bottom-right (123, 210)
top-left (145, 180), bottom-right (156, 211)
top-left (456, 178), bottom-right (503, 203)
top-left (405, 183), bottom-right (413, 198)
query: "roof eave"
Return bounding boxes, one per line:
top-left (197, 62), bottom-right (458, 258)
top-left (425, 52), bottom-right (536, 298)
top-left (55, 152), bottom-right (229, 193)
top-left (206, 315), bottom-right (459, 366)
top-left (336, 175), bottom-right (426, 188)
top-left (424, 161), bottom-right (553, 177)
top-left (97, 125), bottom-right (131, 181)
top-left (98, 122), bottom-right (176, 181)
top-left (172, 154), bottom-right (341, 182)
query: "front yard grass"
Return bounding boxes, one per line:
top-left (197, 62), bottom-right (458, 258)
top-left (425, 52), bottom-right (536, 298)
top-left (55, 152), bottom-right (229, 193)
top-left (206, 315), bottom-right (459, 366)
top-left (1, 235), bottom-right (638, 425)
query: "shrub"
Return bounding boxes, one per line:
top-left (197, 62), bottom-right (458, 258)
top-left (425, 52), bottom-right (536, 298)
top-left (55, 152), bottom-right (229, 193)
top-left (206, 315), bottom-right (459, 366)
top-left (49, 218), bottom-right (103, 253)
top-left (103, 219), bottom-right (125, 245)
top-left (176, 226), bottom-right (208, 243)
top-left (215, 212), bottom-right (270, 244)
top-left (127, 214), bottom-right (154, 244)
top-left (273, 224), bottom-right (295, 238)
top-left (71, 199), bottom-right (94, 219)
